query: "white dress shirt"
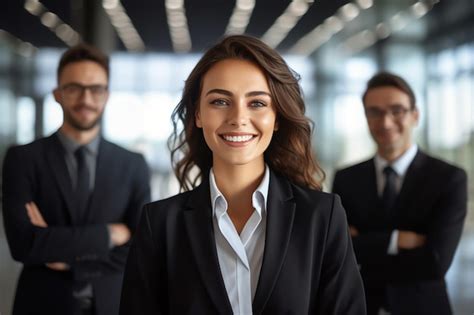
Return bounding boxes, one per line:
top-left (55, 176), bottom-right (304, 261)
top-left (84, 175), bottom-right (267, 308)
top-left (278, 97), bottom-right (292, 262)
top-left (209, 166), bottom-right (269, 315)
top-left (374, 144), bottom-right (418, 254)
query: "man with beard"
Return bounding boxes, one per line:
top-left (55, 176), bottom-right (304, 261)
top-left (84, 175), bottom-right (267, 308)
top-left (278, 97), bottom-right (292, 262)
top-left (332, 72), bottom-right (467, 315)
top-left (2, 44), bottom-right (151, 315)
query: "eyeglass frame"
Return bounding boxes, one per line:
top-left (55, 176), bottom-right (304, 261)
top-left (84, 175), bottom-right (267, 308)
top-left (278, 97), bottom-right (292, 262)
top-left (364, 105), bottom-right (415, 121)
top-left (57, 83), bottom-right (109, 102)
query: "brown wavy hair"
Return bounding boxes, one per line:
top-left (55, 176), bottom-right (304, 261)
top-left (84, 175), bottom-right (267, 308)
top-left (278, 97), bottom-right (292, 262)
top-left (169, 35), bottom-right (325, 191)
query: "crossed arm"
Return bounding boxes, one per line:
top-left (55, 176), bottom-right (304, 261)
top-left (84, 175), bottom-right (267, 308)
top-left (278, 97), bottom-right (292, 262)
top-left (25, 201), bottom-right (130, 271)
top-left (349, 226), bottom-right (426, 250)
top-left (2, 146), bottom-right (150, 275)
top-left (347, 169), bottom-right (467, 281)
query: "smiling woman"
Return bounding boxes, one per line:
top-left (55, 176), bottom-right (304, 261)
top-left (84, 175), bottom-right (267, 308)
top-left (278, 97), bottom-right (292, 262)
top-left (120, 35), bottom-right (366, 315)
top-left (195, 59), bottom-right (277, 178)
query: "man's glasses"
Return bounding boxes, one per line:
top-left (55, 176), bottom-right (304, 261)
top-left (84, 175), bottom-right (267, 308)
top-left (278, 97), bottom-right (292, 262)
top-left (365, 106), bottom-right (413, 121)
top-left (58, 83), bottom-right (108, 101)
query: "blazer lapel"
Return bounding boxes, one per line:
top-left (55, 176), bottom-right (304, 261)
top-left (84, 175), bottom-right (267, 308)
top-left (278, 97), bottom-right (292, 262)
top-left (393, 150), bottom-right (427, 214)
top-left (45, 134), bottom-right (76, 222)
top-left (183, 180), bottom-right (233, 314)
top-left (253, 171), bottom-right (296, 315)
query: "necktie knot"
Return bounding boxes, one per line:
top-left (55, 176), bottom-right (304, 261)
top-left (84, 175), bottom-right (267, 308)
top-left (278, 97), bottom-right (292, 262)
top-left (75, 146), bottom-right (87, 162)
top-left (383, 166), bottom-right (396, 177)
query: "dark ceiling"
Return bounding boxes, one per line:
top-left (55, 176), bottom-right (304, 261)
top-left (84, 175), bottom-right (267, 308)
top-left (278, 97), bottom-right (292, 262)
top-left (3, 0), bottom-right (354, 53)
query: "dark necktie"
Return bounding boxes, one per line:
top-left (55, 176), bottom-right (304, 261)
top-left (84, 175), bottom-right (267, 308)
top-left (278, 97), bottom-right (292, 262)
top-left (74, 146), bottom-right (90, 219)
top-left (382, 166), bottom-right (397, 214)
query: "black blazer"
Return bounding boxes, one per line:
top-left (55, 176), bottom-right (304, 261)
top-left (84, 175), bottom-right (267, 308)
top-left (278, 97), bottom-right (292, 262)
top-left (2, 133), bottom-right (151, 315)
top-left (332, 150), bottom-right (467, 315)
top-left (120, 170), bottom-right (366, 315)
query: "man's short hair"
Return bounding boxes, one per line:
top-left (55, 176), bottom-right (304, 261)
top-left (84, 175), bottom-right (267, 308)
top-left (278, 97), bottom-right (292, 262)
top-left (362, 72), bottom-right (416, 109)
top-left (57, 43), bottom-right (109, 82)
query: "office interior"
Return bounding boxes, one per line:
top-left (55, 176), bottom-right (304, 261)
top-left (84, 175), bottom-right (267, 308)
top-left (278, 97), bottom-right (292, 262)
top-left (1, 0), bottom-right (473, 314)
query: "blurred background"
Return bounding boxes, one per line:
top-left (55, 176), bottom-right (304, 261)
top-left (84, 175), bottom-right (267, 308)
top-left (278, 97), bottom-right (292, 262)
top-left (0, 0), bottom-right (473, 313)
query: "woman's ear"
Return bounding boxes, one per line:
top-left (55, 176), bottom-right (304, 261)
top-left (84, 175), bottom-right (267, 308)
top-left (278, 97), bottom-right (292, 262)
top-left (274, 119), bottom-right (279, 131)
top-left (195, 109), bottom-right (202, 128)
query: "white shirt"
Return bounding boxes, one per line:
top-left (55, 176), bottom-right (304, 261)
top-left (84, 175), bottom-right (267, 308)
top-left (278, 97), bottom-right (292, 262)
top-left (374, 144), bottom-right (418, 254)
top-left (209, 166), bottom-right (269, 315)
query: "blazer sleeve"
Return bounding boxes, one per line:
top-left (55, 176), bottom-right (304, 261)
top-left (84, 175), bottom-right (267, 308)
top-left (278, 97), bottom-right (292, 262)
top-left (2, 146), bottom-right (111, 265)
top-left (120, 204), bottom-right (166, 315)
top-left (387, 168), bottom-right (467, 281)
top-left (316, 195), bottom-right (366, 315)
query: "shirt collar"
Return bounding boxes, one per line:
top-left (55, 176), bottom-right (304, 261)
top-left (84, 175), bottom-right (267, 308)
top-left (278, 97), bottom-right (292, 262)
top-left (209, 165), bottom-right (270, 218)
top-left (56, 129), bottom-right (100, 156)
top-left (374, 144), bottom-right (418, 177)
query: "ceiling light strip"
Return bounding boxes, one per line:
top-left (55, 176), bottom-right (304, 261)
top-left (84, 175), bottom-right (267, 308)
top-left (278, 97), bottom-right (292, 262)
top-left (102, 0), bottom-right (146, 52)
top-left (165, 0), bottom-right (192, 53)
top-left (340, 0), bottom-right (438, 55)
top-left (24, 0), bottom-right (81, 47)
top-left (289, 0), bottom-right (373, 55)
top-left (225, 0), bottom-right (256, 35)
top-left (261, 0), bottom-right (313, 49)
top-left (0, 29), bottom-right (38, 58)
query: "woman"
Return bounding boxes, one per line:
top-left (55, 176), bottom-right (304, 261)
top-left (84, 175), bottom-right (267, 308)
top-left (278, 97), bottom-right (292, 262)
top-left (120, 35), bottom-right (366, 314)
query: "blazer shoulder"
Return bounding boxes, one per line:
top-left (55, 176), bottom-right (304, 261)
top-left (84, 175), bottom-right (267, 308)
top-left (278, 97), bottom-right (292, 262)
top-left (418, 151), bottom-right (467, 179)
top-left (3, 135), bottom-right (54, 162)
top-left (143, 190), bottom-right (194, 218)
top-left (290, 182), bottom-right (342, 216)
top-left (408, 151), bottom-right (467, 183)
top-left (101, 139), bottom-right (146, 161)
top-left (270, 171), bottom-right (339, 212)
top-left (333, 158), bottom-right (373, 183)
top-left (335, 158), bottom-right (373, 174)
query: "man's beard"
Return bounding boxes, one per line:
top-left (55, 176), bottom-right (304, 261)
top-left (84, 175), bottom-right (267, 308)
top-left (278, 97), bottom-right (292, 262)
top-left (64, 106), bottom-right (103, 131)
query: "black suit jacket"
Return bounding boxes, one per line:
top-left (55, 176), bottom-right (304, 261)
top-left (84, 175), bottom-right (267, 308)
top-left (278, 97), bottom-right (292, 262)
top-left (2, 133), bottom-right (151, 315)
top-left (120, 170), bottom-right (366, 315)
top-left (332, 150), bottom-right (467, 315)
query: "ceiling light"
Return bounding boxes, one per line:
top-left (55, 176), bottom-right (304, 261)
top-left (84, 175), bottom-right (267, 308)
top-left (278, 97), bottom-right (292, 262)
top-left (355, 0), bottom-right (373, 10)
top-left (103, 0), bottom-right (146, 52)
top-left (339, 3), bottom-right (360, 22)
top-left (323, 16), bottom-right (344, 34)
top-left (40, 12), bottom-right (59, 28)
top-left (165, 0), bottom-right (192, 52)
top-left (24, 0), bottom-right (43, 16)
top-left (375, 23), bottom-right (391, 39)
top-left (225, 0), bottom-right (256, 35)
top-left (261, 0), bottom-right (312, 48)
top-left (102, 0), bottom-right (119, 10)
top-left (411, 2), bottom-right (429, 18)
top-left (390, 12), bottom-right (409, 31)
top-left (236, 0), bottom-right (254, 11)
top-left (165, 0), bottom-right (184, 10)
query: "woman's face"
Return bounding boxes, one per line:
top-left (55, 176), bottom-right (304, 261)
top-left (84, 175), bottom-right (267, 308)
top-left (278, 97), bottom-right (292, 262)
top-left (196, 58), bottom-right (278, 172)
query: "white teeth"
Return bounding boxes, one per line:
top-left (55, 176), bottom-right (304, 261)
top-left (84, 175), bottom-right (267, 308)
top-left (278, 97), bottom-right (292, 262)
top-left (223, 135), bottom-right (253, 142)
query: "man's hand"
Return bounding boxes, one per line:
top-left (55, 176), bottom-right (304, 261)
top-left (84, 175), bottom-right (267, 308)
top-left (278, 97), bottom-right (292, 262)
top-left (25, 202), bottom-right (70, 271)
top-left (398, 230), bottom-right (426, 249)
top-left (46, 262), bottom-right (70, 271)
top-left (26, 202), bottom-right (47, 228)
top-left (108, 223), bottom-right (131, 246)
top-left (349, 225), bottom-right (359, 237)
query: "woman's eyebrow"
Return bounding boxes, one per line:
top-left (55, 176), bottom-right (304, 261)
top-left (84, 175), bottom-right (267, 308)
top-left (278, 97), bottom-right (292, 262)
top-left (205, 88), bottom-right (232, 96)
top-left (205, 89), bottom-right (271, 97)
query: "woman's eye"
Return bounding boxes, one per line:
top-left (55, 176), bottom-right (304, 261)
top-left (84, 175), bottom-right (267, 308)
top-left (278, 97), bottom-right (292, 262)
top-left (210, 99), bottom-right (229, 106)
top-left (250, 100), bottom-right (266, 108)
